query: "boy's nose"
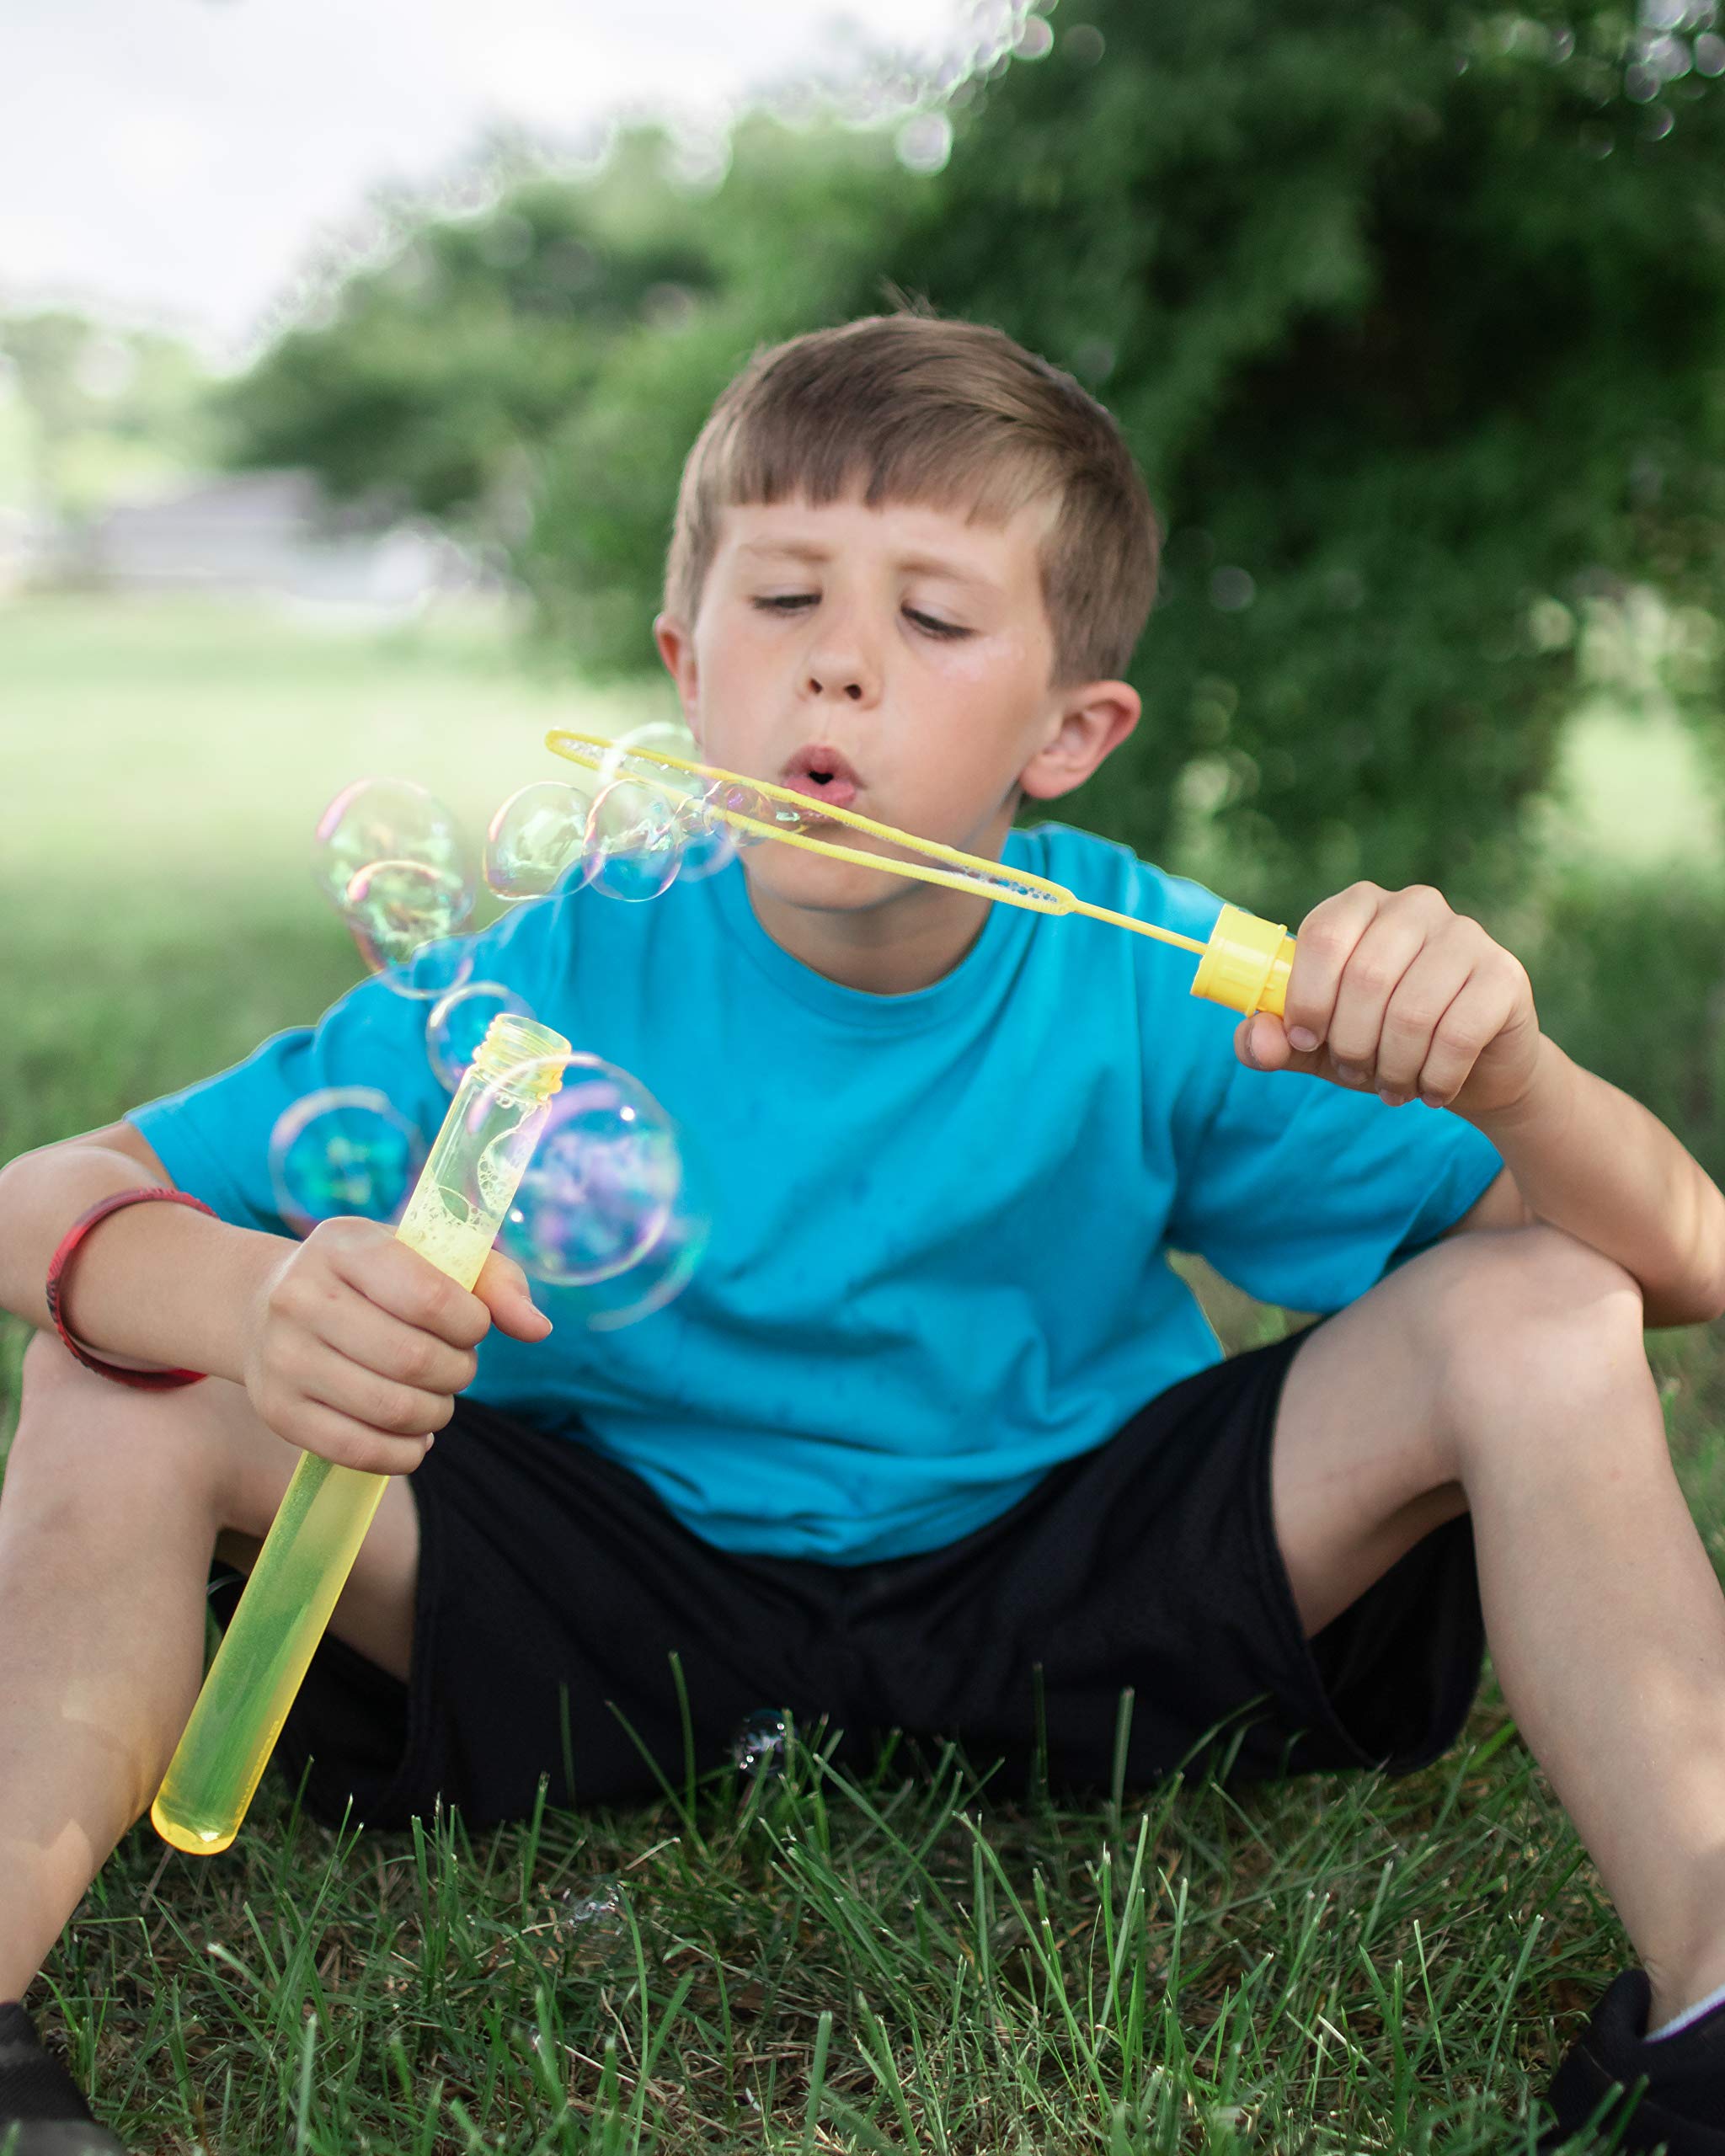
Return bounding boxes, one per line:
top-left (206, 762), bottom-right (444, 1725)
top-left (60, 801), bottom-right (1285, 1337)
top-left (807, 670), bottom-right (868, 702)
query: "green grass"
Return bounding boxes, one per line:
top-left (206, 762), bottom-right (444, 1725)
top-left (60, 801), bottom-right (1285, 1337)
top-left (1, 595), bottom-right (1722, 2153)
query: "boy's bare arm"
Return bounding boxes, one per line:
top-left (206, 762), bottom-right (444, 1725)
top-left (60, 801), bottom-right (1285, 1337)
top-left (0, 1123), bottom-right (278, 1379)
top-left (0, 1124), bottom-right (551, 1474)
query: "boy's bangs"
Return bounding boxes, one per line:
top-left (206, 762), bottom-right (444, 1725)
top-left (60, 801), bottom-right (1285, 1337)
top-left (712, 410), bottom-right (1062, 534)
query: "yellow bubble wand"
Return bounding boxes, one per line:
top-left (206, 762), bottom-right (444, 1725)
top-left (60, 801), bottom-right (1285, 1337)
top-left (152, 1013), bottom-right (573, 1854)
top-left (547, 729), bottom-right (1297, 1019)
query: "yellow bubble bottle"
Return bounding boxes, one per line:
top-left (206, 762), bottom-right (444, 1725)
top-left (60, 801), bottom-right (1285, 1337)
top-left (151, 1012), bottom-right (571, 1854)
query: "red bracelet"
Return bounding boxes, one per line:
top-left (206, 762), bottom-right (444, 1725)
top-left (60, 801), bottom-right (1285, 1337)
top-left (45, 1188), bottom-right (216, 1390)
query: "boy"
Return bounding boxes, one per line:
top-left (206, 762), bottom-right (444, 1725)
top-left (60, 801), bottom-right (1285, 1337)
top-left (2, 311), bottom-right (1724, 2153)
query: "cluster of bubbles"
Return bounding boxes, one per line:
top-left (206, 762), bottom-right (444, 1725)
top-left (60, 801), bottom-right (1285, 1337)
top-left (284, 723), bottom-right (849, 1330)
top-left (268, 1052), bottom-right (709, 1333)
top-left (484, 723), bottom-right (814, 909)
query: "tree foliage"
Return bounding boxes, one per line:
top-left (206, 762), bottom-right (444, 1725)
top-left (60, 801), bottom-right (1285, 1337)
top-left (219, 1), bottom-right (1725, 920)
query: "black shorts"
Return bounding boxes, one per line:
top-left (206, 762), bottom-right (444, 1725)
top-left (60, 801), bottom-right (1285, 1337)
top-left (206, 1318), bottom-right (1485, 1833)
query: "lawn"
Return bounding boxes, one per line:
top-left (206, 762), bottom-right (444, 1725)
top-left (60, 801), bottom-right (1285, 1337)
top-left (2, 593), bottom-right (1722, 2153)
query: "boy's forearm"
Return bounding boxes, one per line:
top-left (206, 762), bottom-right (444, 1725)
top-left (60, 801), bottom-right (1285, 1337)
top-left (0, 1144), bottom-right (284, 1381)
top-left (1464, 1035), bottom-right (1725, 1328)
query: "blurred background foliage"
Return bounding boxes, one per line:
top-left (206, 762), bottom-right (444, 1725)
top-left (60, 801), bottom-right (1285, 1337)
top-left (7, 0), bottom-right (1725, 1189)
top-left (213, 0), bottom-right (1725, 921)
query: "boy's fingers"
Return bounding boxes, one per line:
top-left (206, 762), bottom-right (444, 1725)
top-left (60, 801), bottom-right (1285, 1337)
top-left (297, 1342), bottom-right (455, 1439)
top-left (1237, 1013), bottom-right (1324, 1075)
top-left (323, 1225), bottom-right (492, 1347)
top-left (473, 1250), bottom-right (553, 1341)
top-left (303, 1293), bottom-right (478, 1397)
top-left (280, 1394), bottom-right (440, 1478)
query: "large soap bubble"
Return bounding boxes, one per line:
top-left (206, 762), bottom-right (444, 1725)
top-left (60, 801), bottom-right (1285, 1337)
top-left (314, 778), bottom-right (466, 905)
top-left (425, 979), bottom-right (534, 1093)
top-left (579, 780), bottom-right (683, 904)
top-left (485, 780), bottom-right (595, 903)
top-left (482, 1052), bottom-right (681, 1286)
top-left (574, 1143), bottom-right (712, 1331)
top-left (269, 1088), bottom-right (425, 1235)
top-left (343, 858), bottom-right (476, 996)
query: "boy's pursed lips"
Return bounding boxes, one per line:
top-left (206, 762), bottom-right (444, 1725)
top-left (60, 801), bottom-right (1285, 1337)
top-left (780, 741), bottom-right (862, 812)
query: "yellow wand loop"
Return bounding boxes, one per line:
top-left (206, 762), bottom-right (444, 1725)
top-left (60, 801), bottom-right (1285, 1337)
top-left (152, 1012), bottom-right (572, 1855)
top-left (547, 730), bottom-right (1296, 1017)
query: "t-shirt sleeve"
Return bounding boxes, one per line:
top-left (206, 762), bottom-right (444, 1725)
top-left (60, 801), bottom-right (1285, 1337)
top-left (126, 970), bottom-right (448, 1237)
top-left (1163, 1008), bottom-right (1504, 1314)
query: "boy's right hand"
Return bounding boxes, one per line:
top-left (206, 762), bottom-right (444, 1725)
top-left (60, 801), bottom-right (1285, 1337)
top-left (239, 1219), bottom-right (505, 1475)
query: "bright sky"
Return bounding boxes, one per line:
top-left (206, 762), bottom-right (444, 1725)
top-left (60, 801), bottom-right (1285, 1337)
top-left (3, 0), bottom-right (973, 368)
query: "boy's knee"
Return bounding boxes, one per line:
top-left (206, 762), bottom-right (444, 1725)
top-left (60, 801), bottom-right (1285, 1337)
top-left (1423, 1221), bottom-right (1648, 1412)
top-left (9, 1326), bottom-right (228, 1497)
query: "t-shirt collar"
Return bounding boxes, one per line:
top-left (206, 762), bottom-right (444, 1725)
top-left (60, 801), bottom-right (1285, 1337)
top-left (709, 828), bottom-right (1033, 1033)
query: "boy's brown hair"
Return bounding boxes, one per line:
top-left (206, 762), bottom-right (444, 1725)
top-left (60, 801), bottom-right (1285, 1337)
top-left (664, 310), bottom-right (1160, 686)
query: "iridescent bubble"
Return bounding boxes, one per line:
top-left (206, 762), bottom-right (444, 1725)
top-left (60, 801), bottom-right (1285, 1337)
top-left (344, 858), bottom-right (477, 995)
top-left (487, 1053), bottom-right (681, 1285)
top-left (702, 778), bottom-right (813, 851)
top-left (580, 780), bottom-right (683, 903)
top-left (425, 979), bottom-right (534, 1093)
top-left (666, 791), bottom-right (739, 882)
top-left (569, 1134), bottom-right (713, 1331)
top-left (730, 1709), bottom-right (790, 1779)
top-left (555, 1876), bottom-right (628, 1955)
top-left (597, 718), bottom-right (701, 794)
top-left (313, 777), bottom-right (466, 906)
top-left (485, 780), bottom-right (594, 903)
top-left (268, 1088), bottom-right (425, 1235)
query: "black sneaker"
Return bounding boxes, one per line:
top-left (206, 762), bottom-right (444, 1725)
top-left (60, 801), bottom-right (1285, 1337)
top-left (0, 2006), bottom-right (128, 2156)
top-left (1541, 1969), bottom-right (1725, 2149)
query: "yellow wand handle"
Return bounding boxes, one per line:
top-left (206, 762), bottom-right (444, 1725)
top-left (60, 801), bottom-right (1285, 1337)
top-left (150, 1013), bottom-right (571, 1855)
top-left (1188, 903), bottom-right (1296, 1018)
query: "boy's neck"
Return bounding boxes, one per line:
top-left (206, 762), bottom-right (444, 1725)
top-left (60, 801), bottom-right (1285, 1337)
top-left (743, 873), bottom-right (996, 996)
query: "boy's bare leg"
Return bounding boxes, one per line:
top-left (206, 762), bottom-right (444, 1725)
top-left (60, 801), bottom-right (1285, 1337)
top-left (1268, 1219), bottom-right (1725, 2031)
top-left (0, 1330), bottom-right (421, 2004)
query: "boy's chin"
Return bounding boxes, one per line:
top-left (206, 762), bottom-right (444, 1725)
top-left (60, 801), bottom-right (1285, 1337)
top-left (740, 845), bottom-right (911, 916)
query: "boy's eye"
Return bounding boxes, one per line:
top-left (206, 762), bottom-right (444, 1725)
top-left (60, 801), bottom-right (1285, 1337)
top-left (904, 608), bottom-right (969, 640)
top-left (749, 595), bottom-right (970, 640)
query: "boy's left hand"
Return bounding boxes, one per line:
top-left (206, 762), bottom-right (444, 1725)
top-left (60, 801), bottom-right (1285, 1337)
top-left (1233, 881), bottom-right (1543, 1121)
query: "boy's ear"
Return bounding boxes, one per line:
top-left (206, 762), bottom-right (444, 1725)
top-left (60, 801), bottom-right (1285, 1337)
top-left (1017, 680), bottom-right (1140, 802)
top-left (653, 612), bottom-right (699, 732)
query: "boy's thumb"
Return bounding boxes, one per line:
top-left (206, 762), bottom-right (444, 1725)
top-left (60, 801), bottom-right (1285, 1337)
top-left (478, 1250), bottom-right (553, 1337)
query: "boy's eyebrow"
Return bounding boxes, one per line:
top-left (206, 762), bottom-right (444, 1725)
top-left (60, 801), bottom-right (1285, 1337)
top-left (734, 538), bottom-right (1000, 590)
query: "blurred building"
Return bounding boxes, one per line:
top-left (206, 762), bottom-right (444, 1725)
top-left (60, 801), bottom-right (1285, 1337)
top-left (0, 504), bottom-right (56, 595)
top-left (72, 469), bottom-right (483, 612)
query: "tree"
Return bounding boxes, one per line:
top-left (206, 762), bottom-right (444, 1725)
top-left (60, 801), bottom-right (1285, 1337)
top-left (220, 2), bottom-right (1725, 921)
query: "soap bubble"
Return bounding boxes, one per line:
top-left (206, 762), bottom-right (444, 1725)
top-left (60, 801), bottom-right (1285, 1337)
top-left (379, 934), bottom-right (475, 1001)
top-left (666, 791), bottom-right (739, 882)
top-left (597, 718), bottom-right (700, 793)
top-left (485, 780), bottom-right (594, 902)
top-left (343, 858), bottom-right (476, 995)
top-left (730, 1709), bottom-right (790, 1780)
top-left (269, 1088), bottom-right (425, 1235)
top-left (425, 979), bottom-right (534, 1093)
top-left (569, 1135), bottom-right (713, 1331)
top-left (580, 779), bottom-right (683, 903)
top-left (485, 1053), bottom-right (681, 1285)
top-left (700, 778), bottom-right (811, 852)
top-left (314, 777), bottom-right (466, 905)
top-left (555, 1876), bottom-right (628, 1955)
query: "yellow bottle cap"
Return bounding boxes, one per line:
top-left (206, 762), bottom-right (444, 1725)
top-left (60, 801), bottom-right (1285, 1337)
top-left (1189, 903), bottom-right (1296, 1018)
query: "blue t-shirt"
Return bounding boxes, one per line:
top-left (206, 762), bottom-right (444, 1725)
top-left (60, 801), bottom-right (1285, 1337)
top-left (129, 823), bottom-right (1502, 1564)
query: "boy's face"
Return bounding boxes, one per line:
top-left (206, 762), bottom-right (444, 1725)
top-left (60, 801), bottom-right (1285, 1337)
top-left (654, 488), bottom-right (1138, 921)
